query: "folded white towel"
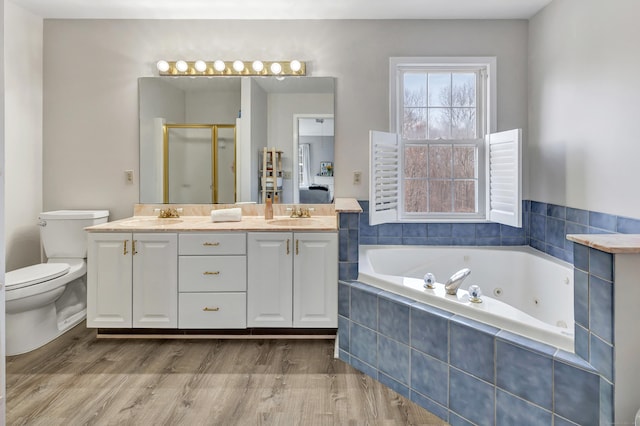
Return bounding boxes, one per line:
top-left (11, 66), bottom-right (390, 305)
top-left (210, 208), bottom-right (242, 222)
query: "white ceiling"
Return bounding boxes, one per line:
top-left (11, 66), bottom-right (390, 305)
top-left (8, 0), bottom-right (553, 20)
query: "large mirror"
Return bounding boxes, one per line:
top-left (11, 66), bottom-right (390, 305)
top-left (139, 76), bottom-right (334, 204)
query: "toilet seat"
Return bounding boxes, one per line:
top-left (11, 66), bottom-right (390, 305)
top-left (6, 263), bottom-right (71, 290)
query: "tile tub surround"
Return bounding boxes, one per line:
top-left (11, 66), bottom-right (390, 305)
top-left (566, 234), bottom-right (640, 425)
top-left (357, 199), bottom-right (640, 264)
top-left (338, 280), bottom-right (605, 426)
top-left (337, 236), bottom-right (640, 424)
top-left (338, 211), bottom-right (360, 280)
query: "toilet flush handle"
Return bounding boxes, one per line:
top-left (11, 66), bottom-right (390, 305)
top-left (38, 220), bottom-right (47, 227)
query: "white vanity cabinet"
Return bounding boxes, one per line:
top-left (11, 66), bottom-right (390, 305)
top-left (247, 232), bottom-right (338, 328)
top-left (177, 233), bottom-right (247, 329)
top-left (87, 232), bottom-right (177, 328)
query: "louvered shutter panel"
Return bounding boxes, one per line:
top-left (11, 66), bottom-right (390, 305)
top-left (487, 129), bottom-right (522, 227)
top-left (369, 131), bottom-right (400, 225)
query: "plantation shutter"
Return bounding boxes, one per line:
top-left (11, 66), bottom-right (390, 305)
top-left (369, 131), bottom-right (400, 225)
top-left (487, 128), bottom-right (522, 228)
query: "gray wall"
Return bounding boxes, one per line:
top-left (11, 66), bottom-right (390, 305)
top-left (41, 19), bottom-right (529, 219)
top-left (528, 0), bottom-right (640, 218)
top-left (5, 2), bottom-right (42, 271)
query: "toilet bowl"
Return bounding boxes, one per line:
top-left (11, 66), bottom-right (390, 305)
top-left (5, 210), bottom-right (108, 356)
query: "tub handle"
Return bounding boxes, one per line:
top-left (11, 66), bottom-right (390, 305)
top-left (468, 285), bottom-right (483, 303)
top-left (423, 273), bottom-right (436, 289)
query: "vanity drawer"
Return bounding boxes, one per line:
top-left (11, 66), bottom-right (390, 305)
top-left (179, 233), bottom-right (246, 255)
top-left (179, 256), bottom-right (246, 292)
top-left (179, 292), bottom-right (246, 329)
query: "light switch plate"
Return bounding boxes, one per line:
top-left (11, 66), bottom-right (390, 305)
top-left (353, 171), bottom-right (362, 185)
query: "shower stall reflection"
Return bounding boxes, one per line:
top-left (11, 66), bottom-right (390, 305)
top-left (163, 124), bottom-right (236, 204)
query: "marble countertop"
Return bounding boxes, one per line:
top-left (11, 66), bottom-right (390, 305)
top-left (567, 234), bottom-right (640, 254)
top-left (334, 198), bottom-right (363, 213)
top-left (86, 215), bottom-right (338, 232)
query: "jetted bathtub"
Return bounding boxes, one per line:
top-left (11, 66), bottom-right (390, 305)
top-left (358, 245), bottom-right (575, 351)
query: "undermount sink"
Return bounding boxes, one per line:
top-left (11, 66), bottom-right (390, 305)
top-left (119, 218), bottom-right (183, 227)
top-left (266, 218), bottom-right (324, 227)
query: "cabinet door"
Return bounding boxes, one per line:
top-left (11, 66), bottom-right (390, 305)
top-left (132, 233), bottom-right (178, 328)
top-left (247, 232), bottom-right (292, 327)
top-left (293, 232), bottom-right (338, 328)
top-left (87, 233), bottom-right (133, 328)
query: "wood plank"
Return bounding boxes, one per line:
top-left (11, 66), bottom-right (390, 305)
top-left (6, 323), bottom-right (448, 425)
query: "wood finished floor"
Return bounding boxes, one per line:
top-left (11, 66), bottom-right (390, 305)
top-left (6, 323), bottom-right (447, 425)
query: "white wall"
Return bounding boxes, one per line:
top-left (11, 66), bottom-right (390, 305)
top-left (0, 0), bottom-right (6, 418)
top-left (138, 78), bottom-right (185, 203)
top-left (5, 2), bottom-right (42, 271)
top-left (249, 79), bottom-right (268, 202)
top-left (186, 90), bottom-right (239, 124)
top-left (42, 19), bottom-right (528, 217)
top-left (529, 0), bottom-right (640, 217)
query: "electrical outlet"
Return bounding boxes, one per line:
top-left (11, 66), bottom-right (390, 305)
top-left (353, 171), bottom-right (362, 185)
top-left (283, 171), bottom-right (292, 179)
top-left (125, 170), bottom-right (134, 183)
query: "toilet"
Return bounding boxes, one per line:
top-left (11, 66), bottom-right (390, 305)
top-left (5, 210), bottom-right (109, 356)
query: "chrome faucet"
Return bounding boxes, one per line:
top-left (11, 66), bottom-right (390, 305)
top-left (444, 268), bottom-right (471, 295)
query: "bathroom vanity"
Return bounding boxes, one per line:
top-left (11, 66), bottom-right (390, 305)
top-left (84, 208), bottom-right (338, 335)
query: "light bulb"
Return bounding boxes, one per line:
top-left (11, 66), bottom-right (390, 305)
top-left (156, 60), bottom-right (170, 73)
top-left (252, 60), bottom-right (264, 72)
top-left (194, 60), bottom-right (207, 72)
top-left (233, 60), bottom-right (245, 72)
top-left (270, 62), bottom-right (282, 74)
top-left (175, 60), bottom-right (188, 73)
top-left (290, 60), bottom-right (302, 72)
top-left (213, 60), bottom-right (226, 72)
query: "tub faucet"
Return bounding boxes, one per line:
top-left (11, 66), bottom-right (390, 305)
top-left (445, 268), bottom-right (471, 295)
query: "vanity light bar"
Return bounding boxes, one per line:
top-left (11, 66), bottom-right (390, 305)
top-left (156, 60), bottom-right (306, 76)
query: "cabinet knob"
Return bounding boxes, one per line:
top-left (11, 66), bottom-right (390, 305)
top-left (203, 242), bottom-right (220, 247)
top-left (202, 307), bottom-right (220, 312)
top-left (203, 271), bottom-right (220, 276)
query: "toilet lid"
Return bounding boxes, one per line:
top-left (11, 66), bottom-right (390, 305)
top-left (6, 263), bottom-right (70, 290)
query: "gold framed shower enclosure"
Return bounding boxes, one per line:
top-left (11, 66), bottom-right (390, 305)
top-left (162, 124), bottom-right (236, 204)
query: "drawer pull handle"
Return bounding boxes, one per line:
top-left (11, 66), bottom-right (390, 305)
top-left (203, 307), bottom-right (220, 312)
top-left (203, 242), bottom-right (220, 247)
top-left (123, 240), bottom-right (128, 255)
top-left (286, 239), bottom-right (290, 255)
top-left (203, 271), bottom-right (220, 276)
top-left (296, 239), bottom-right (299, 255)
top-left (132, 240), bottom-right (138, 255)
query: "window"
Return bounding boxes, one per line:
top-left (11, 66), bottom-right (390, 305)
top-left (369, 57), bottom-right (522, 227)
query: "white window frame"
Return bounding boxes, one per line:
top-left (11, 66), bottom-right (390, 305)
top-left (392, 57), bottom-right (495, 222)
top-left (369, 57), bottom-right (521, 227)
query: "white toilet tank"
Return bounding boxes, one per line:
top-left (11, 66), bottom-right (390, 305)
top-left (39, 210), bottom-right (109, 259)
